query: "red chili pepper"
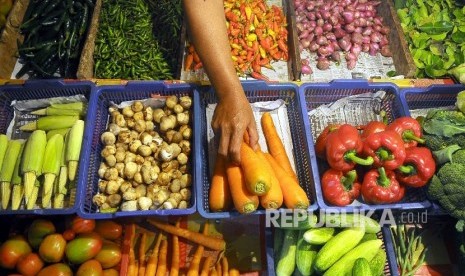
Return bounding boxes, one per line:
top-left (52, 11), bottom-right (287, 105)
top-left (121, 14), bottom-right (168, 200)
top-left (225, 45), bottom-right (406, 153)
top-left (386, 117), bottom-right (425, 148)
top-left (361, 167), bottom-right (405, 204)
top-left (362, 130), bottom-right (406, 170)
top-left (396, 147), bottom-right (436, 188)
top-left (321, 169), bottom-right (361, 206)
top-left (325, 124), bottom-right (374, 171)
top-left (314, 124), bottom-right (341, 159)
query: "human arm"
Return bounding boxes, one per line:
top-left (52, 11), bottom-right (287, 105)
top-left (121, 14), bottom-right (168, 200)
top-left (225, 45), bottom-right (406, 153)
top-left (182, 0), bottom-right (258, 164)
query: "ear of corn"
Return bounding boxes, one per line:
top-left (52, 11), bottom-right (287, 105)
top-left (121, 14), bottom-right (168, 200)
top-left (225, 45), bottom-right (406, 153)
top-left (21, 130), bottom-right (47, 208)
top-left (66, 120), bottom-right (85, 181)
top-left (46, 128), bottom-right (70, 141)
top-left (0, 140), bottom-right (24, 209)
top-left (41, 134), bottom-right (64, 208)
top-left (26, 180), bottom-right (40, 210)
top-left (0, 135), bottom-right (9, 171)
top-left (31, 102), bottom-right (87, 116)
top-left (11, 142), bottom-right (25, 210)
top-left (20, 115), bottom-right (79, 131)
top-left (54, 131), bottom-right (69, 209)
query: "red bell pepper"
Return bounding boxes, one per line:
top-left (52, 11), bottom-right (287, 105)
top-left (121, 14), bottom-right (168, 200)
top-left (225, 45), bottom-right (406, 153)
top-left (396, 147), bottom-right (436, 188)
top-left (361, 167), bottom-right (405, 204)
top-left (386, 117), bottom-right (425, 148)
top-left (361, 111), bottom-right (388, 139)
top-left (315, 124), bottom-right (341, 159)
top-left (362, 130), bottom-right (407, 170)
top-left (325, 124), bottom-right (374, 171)
top-left (321, 169), bottom-right (361, 206)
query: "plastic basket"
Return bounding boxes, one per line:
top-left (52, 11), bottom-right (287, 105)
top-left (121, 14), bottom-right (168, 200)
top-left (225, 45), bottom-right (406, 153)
top-left (300, 80), bottom-right (431, 212)
top-left (197, 81), bottom-right (318, 219)
top-left (399, 84), bottom-right (465, 216)
top-left (266, 226), bottom-right (399, 276)
top-left (77, 81), bottom-right (200, 219)
top-left (0, 79), bottom-right (94, 215)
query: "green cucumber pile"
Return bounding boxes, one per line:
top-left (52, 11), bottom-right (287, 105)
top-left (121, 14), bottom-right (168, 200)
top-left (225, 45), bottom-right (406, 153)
top-left (274, 214), bottom-right (386, 276)
top-left (17, 0), bottom-right (94, 79)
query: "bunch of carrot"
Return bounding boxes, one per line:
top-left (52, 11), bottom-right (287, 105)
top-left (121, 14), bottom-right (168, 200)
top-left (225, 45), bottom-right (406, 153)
top-left (184, 0), bottom-right (289, 80)
top-left (209, 112), bottom-right (310, 214)
top-left (126, 219), bottom-right (240, 276)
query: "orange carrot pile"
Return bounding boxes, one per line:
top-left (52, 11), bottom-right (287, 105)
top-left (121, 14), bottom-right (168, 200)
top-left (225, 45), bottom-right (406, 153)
top-left (184, 0), bottom-right (288, 80)
top-left (209, 153), bottom-right (232, 212)
top-left (226, 162), bottom-right (259, 214)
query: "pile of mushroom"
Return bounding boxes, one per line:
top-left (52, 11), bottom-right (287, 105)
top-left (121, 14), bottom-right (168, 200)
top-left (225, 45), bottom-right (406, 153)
top-left (92, 95), bottom-right (193, 212)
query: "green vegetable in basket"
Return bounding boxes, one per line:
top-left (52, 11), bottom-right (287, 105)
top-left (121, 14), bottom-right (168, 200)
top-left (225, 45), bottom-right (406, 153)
top-left (456, 90), bottom-right (465, 113)
top-left (422, 109), bottom-right (465, 137)
top-left (390, 224), bottom-right (427, 276)
top-left (432, 144), bottom-right (461, 165)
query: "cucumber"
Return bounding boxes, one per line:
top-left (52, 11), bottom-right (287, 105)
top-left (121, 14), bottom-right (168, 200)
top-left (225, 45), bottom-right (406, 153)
top-left (274, 227), bottom-right (285, 260)
top-left (314, 227), bottom-right (365, 273)
top-left (303, 227), bottom-right (336, 245)
top-left (369, 248), bottom-right (387, 276)
top-left (352, 258), bottom-right (372, 276)
top-left (323, 239), bottom-right (382, 276)
top-left (276, 229), bottom-right (299, 276)
top-left (360, 233), bottom-right (378, 243)
top-left (296, 231), bottom-right (317, 276)
top-left (323, 213), bottom-right (381, 234)
top-left (278, 214), bottom-right (318, 230)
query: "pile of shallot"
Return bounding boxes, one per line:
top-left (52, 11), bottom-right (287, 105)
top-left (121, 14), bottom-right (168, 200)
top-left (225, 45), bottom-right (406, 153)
top-left (295, 0), bottom-right (392, 73)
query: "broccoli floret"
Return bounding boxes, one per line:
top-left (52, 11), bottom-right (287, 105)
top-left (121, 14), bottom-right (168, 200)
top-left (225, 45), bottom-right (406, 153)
top-left (433, 145), bottom-right (461, 165)
top-left (424, 134), bottom-right (451, 151)
top-left (450, 134), bottom-right (465, 148)
top-left (437, 162), bottom-right (465, 185)
top-left (444, 183), bottom-right (465, 196)
top-left (452, 149), bottom-right (465, 165)
top-left (427, 175), bottom-right (445, 201)
top-left (426, 109), bottom-right (465, 125)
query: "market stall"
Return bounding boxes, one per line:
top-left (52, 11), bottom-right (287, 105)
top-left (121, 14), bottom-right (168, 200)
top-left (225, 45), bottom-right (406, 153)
top-left (0, 0), bottom-right (464, 275)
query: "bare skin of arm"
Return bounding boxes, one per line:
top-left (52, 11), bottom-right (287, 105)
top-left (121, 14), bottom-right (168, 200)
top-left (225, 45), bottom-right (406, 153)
top-left (182, 0), bottom-right (258, 164)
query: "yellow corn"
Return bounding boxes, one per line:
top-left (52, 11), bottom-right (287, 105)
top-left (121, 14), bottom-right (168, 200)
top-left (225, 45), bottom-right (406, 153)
top-left (21, 130), bottom-right (47, 208)
top-left (26, 180), bottom-right (40, 210)
top-left (19, 115), bottom-right (79, 132)
top-left (0, 140), bottom-right (24, 209)
top-left (0, 135), bottom-right (9, 171)
top-left (11, 143), bottom-right (25, 210)
top-left (31, 102), bottom-right (86, 116)
top-left (54, 131), bottom-right (69, 209)
top-left (66, 120), bottom-right (84, 181)
top-left (47, 128), bottom-right (70, 141)
top-left (41, 134), bottom-right (64, 208)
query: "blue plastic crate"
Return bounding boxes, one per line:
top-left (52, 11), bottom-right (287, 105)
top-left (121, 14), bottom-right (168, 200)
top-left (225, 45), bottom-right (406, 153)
top-left (77, 81), bottom-right (200, 219)
top-left (266, 226), bottom-right (398, 275)
top-left (299, 80), bottom-right (431, 212)
top-left (399, 84), bottom-right (465, 217)
top-left (197, 81), bottom-right (318, 219)
top-left (0, 79), bottom-right (94, 215)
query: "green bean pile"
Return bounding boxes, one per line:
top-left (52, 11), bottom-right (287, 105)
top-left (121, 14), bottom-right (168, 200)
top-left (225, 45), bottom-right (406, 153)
top-left (94, 0), bottom-right (172, 80)
top-left (148, 0), bottom-right (183, 78)
top-left (17, 0), bottom-right (94, 79)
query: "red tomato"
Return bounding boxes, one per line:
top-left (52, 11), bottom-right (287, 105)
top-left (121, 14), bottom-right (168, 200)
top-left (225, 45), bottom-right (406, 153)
top-left (0, 235), bottom-right (32, 269)
top-left (16, 252), bottom-right (44, 276)
top-left (39, 234), bottom-right (67, 263)
top-left (62, 229), bottom-right (76, 241)
top-left (71, 216), bottom-right (96, 234)
top-left (95, 220), bottom-right (123, 241)
top-left (76, 259), bottom-right (103, 276)
top-left (94, 241), bottom-right (122, 269)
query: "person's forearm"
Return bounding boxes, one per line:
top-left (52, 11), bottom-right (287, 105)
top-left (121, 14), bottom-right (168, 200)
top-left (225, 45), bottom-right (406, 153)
top-left (182, 0), bottom-right (243, 101)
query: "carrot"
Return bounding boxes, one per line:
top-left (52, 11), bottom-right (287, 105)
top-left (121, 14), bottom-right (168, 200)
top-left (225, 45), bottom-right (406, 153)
top-left (138, 232), bottom-right (147, 276)
top-left (155, 239), bottom-right (168, 276)
top-left (147, 219), bottom-right (225, 251)
top-left (133, 260), bottom-right (139, 276)
top-left (184, 53), bottom-right (194, 71)
top-left (239, 142), bottom-right (271, 195)
top-left (170, 219), bottom-right (181, 276)
top-left (221, 256), bottom-right (229, 276)
top-left (256, 150), bottom-right (283, 209)
top-left (264, 153), bottom-right (309, 209)
top-left (260, 112), bottom-right (297, 180)
top-left (226, 162), bottom-right (259, 214)
top-left (215, 261), bottom-right (222, 276)
top-left (210, 267), bottom-right (218, 276)
top-left (187, 222), bottom-right (210, 276)
top-left (193, 51), bottom-right (201, 64)
top-left (229, 269), bottom-right (240, 276)
top-left (209, 153), bottom-right (232, 212)
top-left (200, 256), bottom-right (214, 276)
top-left (127, 224), bottom-right (137, 276)
top-left (145, 232), bottom-right (163, 276)
top-left (194, 62), bottom-right (203, 70)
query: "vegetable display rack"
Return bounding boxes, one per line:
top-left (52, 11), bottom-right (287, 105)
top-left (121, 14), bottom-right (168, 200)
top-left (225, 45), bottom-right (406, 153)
top-left (197, 81), bottom-right (318, 219)
top-left (300, 80), bottom-right (432, 212)
top-left (78, 81), bottom-right (200, 219)
top-left (0, 79), bottom-right (94, 215)
top-left (399, 83), bottom-right (465, 216)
